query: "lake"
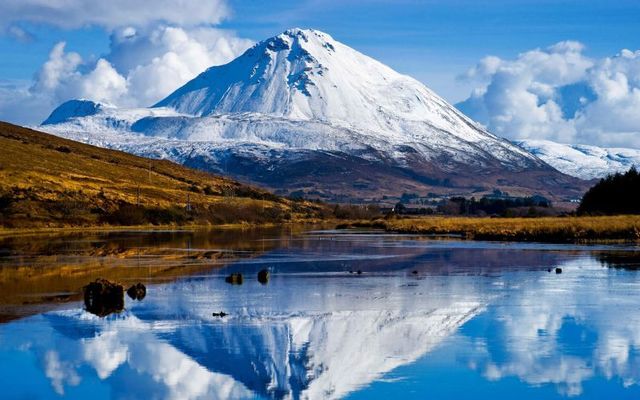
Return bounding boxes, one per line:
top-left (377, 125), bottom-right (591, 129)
top-left (0, 227), bottom-right (639, 399)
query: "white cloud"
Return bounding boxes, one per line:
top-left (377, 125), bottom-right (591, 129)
top-left (0, 0), bottom-right (253, 125)
top-left (76, 59), bottom-right (128, 103)
top-left (458, 42), bottom-right (640, 148)
top-left (0, 25), bottom-right (252, 124)
top-left (32, 42), bottom-right (82, 94)
top-left (113, 26), bottom-right (251, 107)
top-left (0, 0), bottom-right (230, 30)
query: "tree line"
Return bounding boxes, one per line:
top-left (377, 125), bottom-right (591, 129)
top-left (578, 167), bottom-right (640, 215)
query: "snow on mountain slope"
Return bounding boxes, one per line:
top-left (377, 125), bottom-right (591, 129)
top-left (42, 29), bottom-right (539, 167)
top-left (42, 99), bottom-right (107, 125)
top-left (40, 28), bottom-right (588, 199)
top-left (517, 140), bottom-right (640, 180)
top-left (152, 28), bottom-right (538, 166)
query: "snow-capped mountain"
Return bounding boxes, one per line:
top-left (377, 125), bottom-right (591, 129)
top-left (517, 140), bottom-right (640, 180)
top-left (40, 28), bottom-right (587, 200)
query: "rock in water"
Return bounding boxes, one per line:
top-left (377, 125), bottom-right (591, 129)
top-left (257, 269), bottom-right (270, 284)
top-left (83, 278), bottom-right (124, 317)
top-left (225, 273), bottom-right (244, 285)
top-left (127, 283), bottom-right (147, 300)
top-left (555, 267), bottom-right (563, 274)
top-left (212, 311), bottom-right (228, 317)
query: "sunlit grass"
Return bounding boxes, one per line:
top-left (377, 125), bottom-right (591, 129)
top-left (381, 215), bottom-right (640, 242)
top-left (0, 122), bottom-right (326, 228)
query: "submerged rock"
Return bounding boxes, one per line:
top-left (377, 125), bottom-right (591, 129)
top-left (127, 283), bottom-right (147, 300)
top-left (225, 273), bottom-right (243, 285)
top-left (83, 278), bottom-right (124, 317)
top-left (212, 311), bottom-right (228, 317)
top-left (257, 269), bottom-right (270, 284)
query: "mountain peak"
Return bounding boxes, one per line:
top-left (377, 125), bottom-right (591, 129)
top-left (278, 28), bottom-right (336, 46)
top-left (153, 27), bottom-right (462, 131)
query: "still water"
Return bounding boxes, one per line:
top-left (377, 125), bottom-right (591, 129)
top-left (0, 227), bottom-right (639, 399)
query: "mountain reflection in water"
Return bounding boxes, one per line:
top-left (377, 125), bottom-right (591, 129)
top-left (0, 229), bottom-right (639, 399)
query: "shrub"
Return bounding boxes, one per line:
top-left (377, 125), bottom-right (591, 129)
top-left (0, 192), bottom-right (12, 213)
top-left (205, 201), bottom-right (288, 224)
top-left (102, 204), bottom-right (146, 225)
top-left (144, 206), bottom-right (190, 225)
top-left (332, 204), bottom-right (381, 219)
top-left (102, 204), bottom-right (191, 225)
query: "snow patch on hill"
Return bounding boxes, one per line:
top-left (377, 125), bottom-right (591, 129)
top-left (517, 140), bottom-right (640, 180)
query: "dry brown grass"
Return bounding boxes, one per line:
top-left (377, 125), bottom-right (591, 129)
top-left (378, 215), bottom-right (640, 242)
top-left (0, 122), bottom-right (327, 228)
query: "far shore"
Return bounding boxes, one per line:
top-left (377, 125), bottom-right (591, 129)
top-left (0, 219), bottom-right (336, 238)
top-left (339, 215), bottom-right (640, 243)
top-left (2, 215), bottom-right (640, 243)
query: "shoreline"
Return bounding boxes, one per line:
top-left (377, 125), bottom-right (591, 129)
top-left (0, 219), bottom-right (336, 238)
top-left (339, 215), bottom-right (640, 244)
top-left (2, 215), bottom-right (640, 244)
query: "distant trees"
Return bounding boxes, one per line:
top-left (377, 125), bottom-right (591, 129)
top-left (578, 167), bottom-right (640, 215)
top-left (332, 204), bottom-right (381, 219)
top-left (436, 195), bottom-right (551, 217)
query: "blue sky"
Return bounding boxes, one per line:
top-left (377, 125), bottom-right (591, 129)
top-left (221, 0), bottom-right (640, 100)
top-left (2, 0), bottom-right (639, 101)
top-left (1, 0), bottom-right (640, 147)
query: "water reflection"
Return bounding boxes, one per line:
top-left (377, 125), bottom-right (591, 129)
top-left (456, 257), bottom-right (640, 397)
top-left (1, 279), bottom-right (484, 399)
top-left (596, 251), bottom-right (640, 270)
top-left (0, 227), bottom-right (306, 321)
top-left (0, 230), bottom-right (639, 399)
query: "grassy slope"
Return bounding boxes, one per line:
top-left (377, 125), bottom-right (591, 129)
top-left (376, 216), bottom-right (640, 242)
top-left (0, 122), bottom-right (325, 228)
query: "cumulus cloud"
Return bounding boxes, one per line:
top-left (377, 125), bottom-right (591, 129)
top-left (0, 20), bottom-right (252, 124)
top-left (0, 0), bottom-right (253, 124)
top-left (458, 42), bottom-right (640, 148)
top-left (111, 26), bottom-right (251, 107)
top-left (0, 0), bottom-right (230, 30)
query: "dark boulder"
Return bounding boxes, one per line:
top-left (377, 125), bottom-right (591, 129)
top-left (83, 278), bottom-right (124, 317)
top-left (225, 273), bottom-right (243, 285)
top-left (555, 267), bottom-right (563, 274)
top-left (212, 311), bottom-right (228, 317)
top-left (257, 269), bottom-right (270, 284)
top-left (127, 283), bottom-right (147, 300)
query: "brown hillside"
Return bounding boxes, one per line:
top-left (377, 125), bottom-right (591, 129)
top-left (0, 121), bottom-right (325, 228)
